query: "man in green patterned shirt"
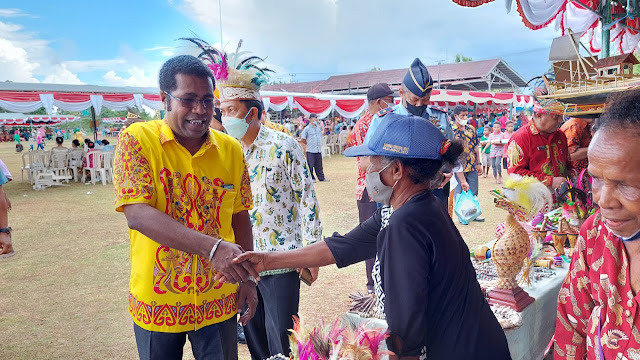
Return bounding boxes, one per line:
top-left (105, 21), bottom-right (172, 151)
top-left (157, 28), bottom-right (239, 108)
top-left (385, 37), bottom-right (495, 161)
top-left (220, 97), bottom-right (322, 360)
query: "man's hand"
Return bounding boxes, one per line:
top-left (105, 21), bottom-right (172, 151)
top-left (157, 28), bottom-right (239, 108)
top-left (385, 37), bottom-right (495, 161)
top-left (552, 177), bottom-right (567, 190)
top-left (236, 281), bottom-right (258, 326)
top-left (214, 251), bottom-right (268, 284)
top-left (211, 242), bottom-right (260, 284)
top-left (308, 267), bottom-right (319, 284)
top-left (460, 181), bottom-right (470, 192)
top-left (0, 233), bottom-right (12, 255)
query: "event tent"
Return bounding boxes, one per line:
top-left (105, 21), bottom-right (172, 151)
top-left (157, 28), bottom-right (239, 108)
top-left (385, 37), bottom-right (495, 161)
top-left (452, 0), bottom-right (640, 56)
top-left (261, 90), bottom-right (534, 119)
top-left (0, 113), bottom-right (78, 126)
top-left (0, 83), bottom-right (533, 121)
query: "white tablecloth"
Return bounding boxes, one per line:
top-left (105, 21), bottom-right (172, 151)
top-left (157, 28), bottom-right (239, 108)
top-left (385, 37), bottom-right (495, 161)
top-left (342, 264), bottom-right (569, 360)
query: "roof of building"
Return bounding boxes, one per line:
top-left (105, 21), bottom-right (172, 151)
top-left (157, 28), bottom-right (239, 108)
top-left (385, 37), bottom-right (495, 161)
top-left (263, 58), bottom-right (527, 94)
top-left (593, 53), bottom-right (639, 69)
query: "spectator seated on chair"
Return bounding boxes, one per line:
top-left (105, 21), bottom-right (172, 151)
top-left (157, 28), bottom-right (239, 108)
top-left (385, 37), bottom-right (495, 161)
top-left (71, 139), bottom-right (81, 149)
top-left (101, 140), bottom-right (114, 152)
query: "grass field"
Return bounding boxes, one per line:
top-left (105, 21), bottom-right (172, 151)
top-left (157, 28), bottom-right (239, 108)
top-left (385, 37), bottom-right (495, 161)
top-left (0, 137), bottom-right (505, 359)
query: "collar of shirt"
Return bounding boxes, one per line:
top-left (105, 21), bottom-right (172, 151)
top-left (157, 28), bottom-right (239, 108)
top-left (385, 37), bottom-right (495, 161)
top-left (245, 124), bottom-right (269, 157)
top-left (159, 121), bottom-right (217, 156)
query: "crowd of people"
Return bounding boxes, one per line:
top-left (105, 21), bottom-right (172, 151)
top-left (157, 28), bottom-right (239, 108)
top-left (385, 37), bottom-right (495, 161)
top-left (3, 35), bottom-right (638, 360)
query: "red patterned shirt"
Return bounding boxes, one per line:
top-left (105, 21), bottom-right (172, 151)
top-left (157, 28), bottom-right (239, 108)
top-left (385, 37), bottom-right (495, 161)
top-left (560, 118), bottom-right (592, 175)
top-left (506, 120), bottom-right (570, 187)
top-left (555, 211), bottom-right (640, 360)
top-left (346, 111), bottom-right (373, 201)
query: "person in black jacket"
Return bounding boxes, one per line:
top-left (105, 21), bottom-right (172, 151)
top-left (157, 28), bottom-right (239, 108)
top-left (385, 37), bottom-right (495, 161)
top-left (222, 113), bottom-right (511, 360)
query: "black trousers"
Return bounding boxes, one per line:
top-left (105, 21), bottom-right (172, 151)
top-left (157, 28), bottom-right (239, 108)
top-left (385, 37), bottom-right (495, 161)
top-left (218, 315), bottom-right (238, 360)
top-left (243, 271), bottom-right (300, 360)
top-left (357, 188), bottom-right (378, 291)
top-left (306, 152), bottom-right (325, 181)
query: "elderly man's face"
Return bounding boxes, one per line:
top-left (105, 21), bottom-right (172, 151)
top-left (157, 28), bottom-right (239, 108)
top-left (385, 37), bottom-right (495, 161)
top-left (533, 113), bottom-right (563, 134)
top-left (588, 128), bottom-right (640, 238)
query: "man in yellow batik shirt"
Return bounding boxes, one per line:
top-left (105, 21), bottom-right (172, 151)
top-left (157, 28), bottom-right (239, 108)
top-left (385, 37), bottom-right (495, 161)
top-left (114, 54), bottom-right (259, 360)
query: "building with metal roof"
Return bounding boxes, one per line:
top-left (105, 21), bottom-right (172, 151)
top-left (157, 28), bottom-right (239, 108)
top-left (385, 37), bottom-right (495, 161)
top-left (264, 58), bottom-right (527, 95)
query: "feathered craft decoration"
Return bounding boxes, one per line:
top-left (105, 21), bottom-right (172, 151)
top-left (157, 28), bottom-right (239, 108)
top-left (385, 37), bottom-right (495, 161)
top-left (287, 316), bottom-right (391, 360)
top-left (490, 175), bottom-right (553, 222)
top-left (180, 37), bottom-right (273, 98)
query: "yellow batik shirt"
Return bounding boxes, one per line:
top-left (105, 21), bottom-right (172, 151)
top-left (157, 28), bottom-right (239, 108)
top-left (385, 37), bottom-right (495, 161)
top-left (114, 120), bottom-right (253, 333)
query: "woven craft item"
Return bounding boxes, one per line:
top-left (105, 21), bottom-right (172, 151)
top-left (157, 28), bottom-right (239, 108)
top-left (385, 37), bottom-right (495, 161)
top-left (492, 214), bottom-right (530, 289)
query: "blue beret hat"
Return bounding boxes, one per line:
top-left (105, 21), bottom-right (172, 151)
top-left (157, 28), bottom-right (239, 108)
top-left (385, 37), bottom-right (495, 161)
top-left (402, 58), bottom-right (433, 97)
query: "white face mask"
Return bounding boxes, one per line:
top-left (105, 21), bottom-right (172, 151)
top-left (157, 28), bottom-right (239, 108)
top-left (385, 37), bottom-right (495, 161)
top-left (457, 117), bottom-right (468, 126)
top-left (365, 162), bottom-right (397, 206)
top-left (221, 108), bottom-right (255, 139)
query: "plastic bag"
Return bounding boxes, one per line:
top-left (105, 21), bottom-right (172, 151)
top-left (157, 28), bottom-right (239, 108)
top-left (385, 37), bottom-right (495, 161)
top-left (454, 190), bottom-right (482, 225)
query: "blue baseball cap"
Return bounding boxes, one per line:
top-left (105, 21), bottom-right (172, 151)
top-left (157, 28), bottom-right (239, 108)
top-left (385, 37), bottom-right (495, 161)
top-left (344, 113), bottom-right (448, 160)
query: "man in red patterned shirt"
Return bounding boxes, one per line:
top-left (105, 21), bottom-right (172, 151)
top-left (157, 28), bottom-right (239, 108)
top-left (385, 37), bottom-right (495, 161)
top-left (506, 98), bottom-right (570, 190)
top-left (345, 83), bottom-right (394, 292)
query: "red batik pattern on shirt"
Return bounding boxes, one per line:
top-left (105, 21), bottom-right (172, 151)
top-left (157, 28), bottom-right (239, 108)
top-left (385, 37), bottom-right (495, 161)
top-left (506, 120), bottom-right (570, 187)
top-left (560, 118), bottom-right (592, 175)
top-left (347, 111), bottom-right (373, 201)
top-left (555, 211), bottom-right (640, 359)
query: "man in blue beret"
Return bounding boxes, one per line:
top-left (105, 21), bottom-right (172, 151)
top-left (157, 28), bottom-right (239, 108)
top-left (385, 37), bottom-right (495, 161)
top-left (364, 58), bottom-right (433, 146)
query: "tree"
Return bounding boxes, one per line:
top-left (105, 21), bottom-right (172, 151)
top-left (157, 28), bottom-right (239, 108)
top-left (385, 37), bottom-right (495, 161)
top-left (455, 54), bottom-right (473, 63)
top-left (370, 67), bottom-right (381, 72)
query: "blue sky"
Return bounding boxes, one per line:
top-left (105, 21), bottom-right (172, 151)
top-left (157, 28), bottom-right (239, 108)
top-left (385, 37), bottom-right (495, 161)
top-left (0, 0), bottom-right (561, 88)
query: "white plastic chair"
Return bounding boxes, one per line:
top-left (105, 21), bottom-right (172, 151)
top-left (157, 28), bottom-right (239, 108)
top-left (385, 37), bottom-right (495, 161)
top-left (321, 135), bottom-right (331, 157)
top-left (99, 151), bottom-right (115, 185)
top-left (49, 150), bottom-right (71, 182)
top-left (27, 151), bottom-right (49, 185)
top-left (21, 152), bottom-right (30, 183)
top-left (329, 134), bottom-right (340, 154)
top-left (81, 151), bottom-right (104, 185)
top-left (68, 149), bottom-right (84, 182)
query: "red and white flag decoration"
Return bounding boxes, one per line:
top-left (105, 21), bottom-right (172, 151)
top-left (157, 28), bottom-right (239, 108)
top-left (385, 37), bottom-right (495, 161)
top-left (0, 91), bottom-right (163, 114)
top-left (261, 90), bottom-right (533, 118)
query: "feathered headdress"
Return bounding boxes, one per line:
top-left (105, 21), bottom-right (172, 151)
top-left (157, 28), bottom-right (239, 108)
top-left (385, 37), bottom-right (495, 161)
top-left (490, 175), bottom-right (553, 222)
top-left (180, 37), bottom-right (273, 101)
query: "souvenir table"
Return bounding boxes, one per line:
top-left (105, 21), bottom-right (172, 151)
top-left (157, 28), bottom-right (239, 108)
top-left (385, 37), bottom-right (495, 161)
top-left (342, 262), bottom-right (568, 360)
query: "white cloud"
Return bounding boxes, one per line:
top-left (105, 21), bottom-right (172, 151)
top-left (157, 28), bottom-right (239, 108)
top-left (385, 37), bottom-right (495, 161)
top-left (103, 67), bottom-right (158, 87)
top-left (144, 46), bottom-right (173, 51)
top-left (62, 59), bottom-right (128, 73)
top-left (0, 8), bottom-right (34, 18)
top-left (43, 64), bottom-right (85, 85)
top-left (0, 37), bottom-right (39, 82)
top-left (177, 0), bottom-right (559, 82)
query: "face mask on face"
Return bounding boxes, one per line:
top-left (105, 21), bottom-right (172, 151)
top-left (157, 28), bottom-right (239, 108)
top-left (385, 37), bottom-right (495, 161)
top-left (457, 116), bottom-right (468, 126)
top-left (403, 97), bottom-right (427, 117)
top-left (222, 108), bottom-right (255, 139)
top-left (365, 161), bottom-right (398, 206)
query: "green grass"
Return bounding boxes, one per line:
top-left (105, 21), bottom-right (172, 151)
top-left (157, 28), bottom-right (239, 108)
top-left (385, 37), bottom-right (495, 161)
top-left (0, 140), bottom-right (504, 359)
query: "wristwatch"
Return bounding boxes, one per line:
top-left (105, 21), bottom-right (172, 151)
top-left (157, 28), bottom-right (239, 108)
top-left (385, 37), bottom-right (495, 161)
top-left (0, 227), bottom-right (11, 234)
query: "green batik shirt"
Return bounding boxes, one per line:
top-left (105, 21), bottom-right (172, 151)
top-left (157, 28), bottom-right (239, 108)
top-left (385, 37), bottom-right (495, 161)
top-left (245, 125), bottom-right (323, 276)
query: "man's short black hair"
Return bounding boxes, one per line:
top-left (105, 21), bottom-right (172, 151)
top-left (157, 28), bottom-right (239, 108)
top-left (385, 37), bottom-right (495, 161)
top-left (594, 89), bottom-right (640, 134)
top-left (453, 105), bottom-right (468, 116)
top-left (159, 55), bottom-right (215, 93)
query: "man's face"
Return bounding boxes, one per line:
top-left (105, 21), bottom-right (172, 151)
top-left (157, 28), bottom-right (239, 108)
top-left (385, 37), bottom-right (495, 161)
top-left (309, 117), bottom-right (318, 125)
top-left (368, 96), bottom-right (394, 114)
top-left (399, 87), bottom-right (431, 107)
top-left (533, 113), bottom-right (563, 134)
top-left (161, 73), bottom-right (214, 141)
top-left (219, 100), bottom-right (256, 121)
top-left (455, 111), bottom-right (468, 123)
